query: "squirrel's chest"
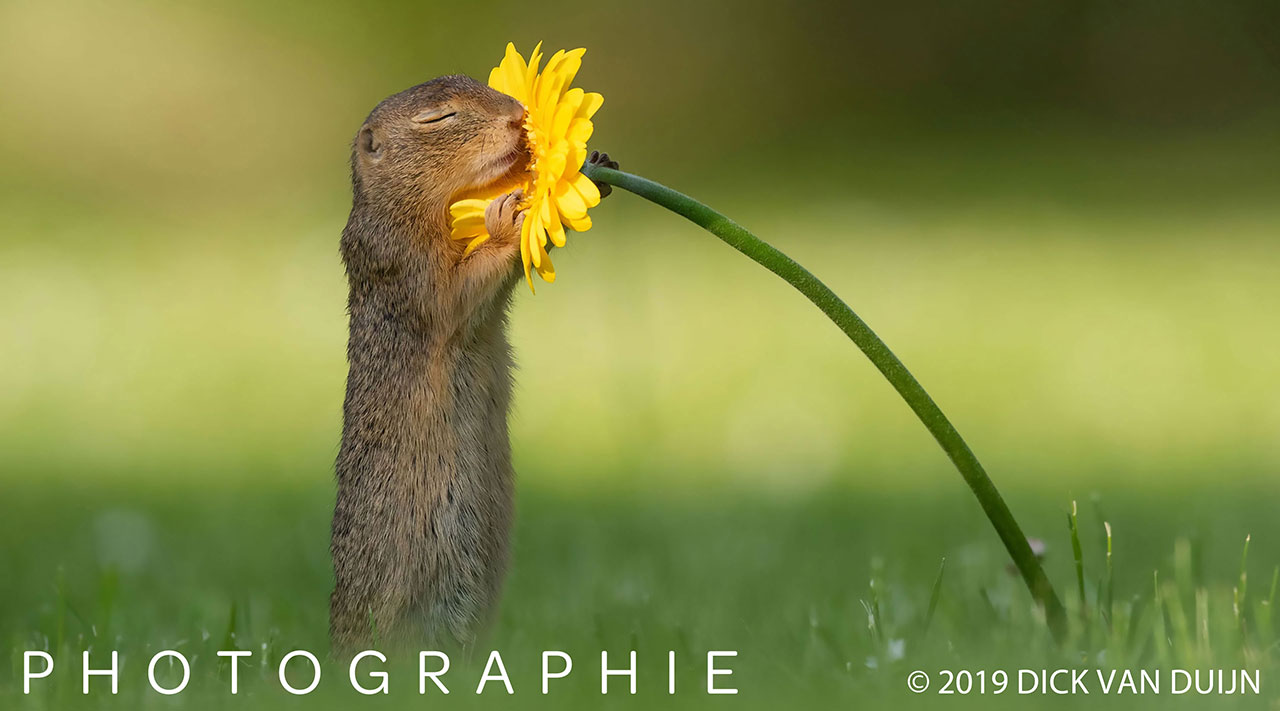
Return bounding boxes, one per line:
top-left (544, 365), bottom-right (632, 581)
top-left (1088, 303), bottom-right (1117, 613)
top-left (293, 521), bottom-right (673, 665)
top-left (396, 333), bottom-right (515, 467)
top-left (414, 340), bottom-right (513, 428)
top-left (338, 309), bottom-right (516, 496)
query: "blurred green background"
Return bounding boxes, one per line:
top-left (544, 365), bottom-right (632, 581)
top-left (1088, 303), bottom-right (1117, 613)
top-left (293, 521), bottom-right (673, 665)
top-left (2, 0), bottom-right (1279, 707)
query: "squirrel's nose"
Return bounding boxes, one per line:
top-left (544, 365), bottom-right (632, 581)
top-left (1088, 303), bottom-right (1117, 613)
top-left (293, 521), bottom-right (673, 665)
top-left (507, 99), bottom-right (526, 127)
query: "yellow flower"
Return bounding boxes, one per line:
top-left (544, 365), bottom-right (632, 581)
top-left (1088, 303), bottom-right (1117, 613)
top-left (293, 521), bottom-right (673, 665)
top-left (449, 42), bottom-right (604, 291)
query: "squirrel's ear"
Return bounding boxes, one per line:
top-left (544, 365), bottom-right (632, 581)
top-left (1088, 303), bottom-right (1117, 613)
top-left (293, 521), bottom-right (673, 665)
top-left (358, 126), bottom-right (382, 158)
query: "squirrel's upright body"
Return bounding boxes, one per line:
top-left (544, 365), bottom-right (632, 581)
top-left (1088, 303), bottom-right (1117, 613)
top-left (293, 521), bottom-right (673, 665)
top-left (329, 74), bottom-right (617, 653)
top-left (330, 76), bottom-right (529, 651)
top-left (332, 214), bottom-right (518, 646)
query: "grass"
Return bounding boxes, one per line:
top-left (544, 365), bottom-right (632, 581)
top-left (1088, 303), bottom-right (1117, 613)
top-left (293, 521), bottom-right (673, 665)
top-left (1, 473), bottom-right (1278, 709)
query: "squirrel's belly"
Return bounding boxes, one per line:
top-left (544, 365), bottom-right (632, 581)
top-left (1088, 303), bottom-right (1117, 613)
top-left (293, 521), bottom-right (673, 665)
top-left (333, 315), bottom-right (517, 645)
top-left (402, 343), bottom-right (516, 639)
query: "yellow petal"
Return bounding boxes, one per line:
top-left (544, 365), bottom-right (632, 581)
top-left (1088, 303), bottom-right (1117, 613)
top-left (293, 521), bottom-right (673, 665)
top-left (493, 43), bottom-right (528, 100)
top-left (451, 213), bottom-right (486, 229)
top-left (549, 48), bottom-right (585, 97)
top-left (548, 208), bottom-right (566, 247)
top-left (570, 171), bottom-right (601, 207)
top-left (554, 180), bottom-right (588, 219)
top-left (502, 42), bottom-right (522, 66)
top-left (539, 197), bottom-right (554, 234)
top-left (536, 50), bottom-right (568, 106)
top-left (534, 225), bottom-right (551, 258)
top-left (535, 253), bottom-right (556, 282)
top-left (462, 235), bottom-right (488, 257)
top-left (543, 147), bottom-right (567, 181)
top-left (537, 50), bottom-right (583, 114)
top-left (450, 198), bottom-right (489, 218)
top-left (567, 117), bottom-right (593, 145)
top-left (505, 42), bottom-right (541, 106)
top-left (451, 225), bottom-right (487, 242)
top-left (449, 197), bottom-right (491, 240)
top-left (450, 218), bottom-right (489, 241)
top-left (551, 89), bottom-right (583, 140)
top-left (529, 216), bottom-right (545, 268)
top-left (577, 92), bottom-right (604, 120)
top-left (526, 43), bottom-right (545, 103)
top-left (452, 229), bottom-right (486, 243)
top-left (565, 214), bottom-right (592, 232)
top-left (566, 145), bottom-right (587, 174)
top-left (520, 212), bottom-right (535, 291)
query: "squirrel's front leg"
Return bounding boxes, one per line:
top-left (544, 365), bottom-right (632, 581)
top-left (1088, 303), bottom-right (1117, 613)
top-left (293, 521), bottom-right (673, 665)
top-left (445, 190), bottom-right (525, 318)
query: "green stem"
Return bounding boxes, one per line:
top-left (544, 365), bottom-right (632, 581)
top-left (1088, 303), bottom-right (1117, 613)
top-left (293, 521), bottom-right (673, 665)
top-left (583, 163), bottom-right (1068, 642)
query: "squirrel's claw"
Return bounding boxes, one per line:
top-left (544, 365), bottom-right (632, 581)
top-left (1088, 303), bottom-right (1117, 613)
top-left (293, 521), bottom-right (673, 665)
top-left (484, 189), bottom-right (525, 244)
top-left (586, 150), bottom-right (619, 198)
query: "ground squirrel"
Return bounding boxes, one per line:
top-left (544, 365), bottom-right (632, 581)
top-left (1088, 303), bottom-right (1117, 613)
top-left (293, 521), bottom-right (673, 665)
top-left (329, 74), bottom-right (615, 653)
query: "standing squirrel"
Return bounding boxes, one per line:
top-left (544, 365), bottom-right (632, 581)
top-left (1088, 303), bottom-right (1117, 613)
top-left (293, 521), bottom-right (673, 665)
top-left (330, 74), bottom-right (616, 652)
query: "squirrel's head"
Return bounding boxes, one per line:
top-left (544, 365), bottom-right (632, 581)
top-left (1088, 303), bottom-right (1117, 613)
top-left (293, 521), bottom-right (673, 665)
top-left (351, 75), bottom-right (527, 221)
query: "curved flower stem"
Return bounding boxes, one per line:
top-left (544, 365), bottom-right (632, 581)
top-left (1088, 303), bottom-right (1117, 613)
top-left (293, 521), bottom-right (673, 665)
top-left (583, 162), bottom-right (1068, 642)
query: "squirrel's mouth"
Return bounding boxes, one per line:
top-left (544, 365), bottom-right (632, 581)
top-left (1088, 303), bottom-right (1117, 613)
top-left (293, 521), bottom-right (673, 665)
top-left (491, 142), bottom-right (530, 178)
top-left (471, 141), bottom-right (531, 193)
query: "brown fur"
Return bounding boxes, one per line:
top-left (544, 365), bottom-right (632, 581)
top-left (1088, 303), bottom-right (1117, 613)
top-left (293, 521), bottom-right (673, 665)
top-left (330, 75), bottom-right (530, 653)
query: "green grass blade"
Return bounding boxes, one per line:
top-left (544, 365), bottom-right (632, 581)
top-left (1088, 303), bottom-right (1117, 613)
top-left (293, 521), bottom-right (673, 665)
top-left (1102, 521), bottom-right (1114, 630)
top-left (1153, 571), bottom-right (1170, 667)
top-left (923, 557), bottom-right (946, 638)
top-left (1270, 565), bottom-right (1279, 611)
top-left (1240, 534), bottom-right (1251, 601)
top-left (221, 601), bottom-right (238, 651)
top-left (1069, 501), bottom-right (1087, 623)
top-left (1260, 565), bottom-right (1280, 643)
top-left (1236, 534), bottom-right (1251, 637)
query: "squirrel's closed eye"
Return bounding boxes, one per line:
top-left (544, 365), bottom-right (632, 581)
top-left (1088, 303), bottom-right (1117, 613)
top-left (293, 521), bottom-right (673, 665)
top-left (412, 109), bottom-right (457, 125)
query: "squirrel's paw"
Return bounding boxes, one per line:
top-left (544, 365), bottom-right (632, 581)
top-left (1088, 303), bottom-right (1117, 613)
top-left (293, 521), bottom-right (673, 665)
top-left (586, 150), bottom-right (619, 198)
top-left (484, 189), bottom-right (526, 246)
